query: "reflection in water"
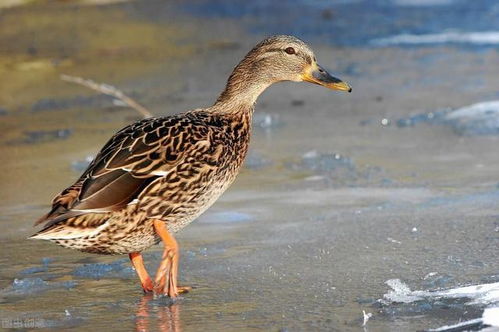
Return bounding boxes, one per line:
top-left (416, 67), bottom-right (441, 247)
top-left (135, 295), bottom-right (182, 332)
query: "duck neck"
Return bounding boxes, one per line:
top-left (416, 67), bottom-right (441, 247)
top-left (212, 58), bottom-right (273, 114)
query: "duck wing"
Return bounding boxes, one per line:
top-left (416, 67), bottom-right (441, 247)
top-left (35, 114), bottom-right (211, 229)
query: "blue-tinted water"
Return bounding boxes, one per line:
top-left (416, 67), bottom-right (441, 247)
top-left (181, 0), bottom-right (499, 48)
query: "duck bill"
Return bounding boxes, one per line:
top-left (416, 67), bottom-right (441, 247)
top-left (301, 64), bottom-right (352, 92)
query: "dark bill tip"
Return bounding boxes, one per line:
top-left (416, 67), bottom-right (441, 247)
top-left (305, 65), bottom-right (352, 93)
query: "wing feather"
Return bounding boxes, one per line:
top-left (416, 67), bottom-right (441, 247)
top-left (34, 114), bottom-right (209, 228)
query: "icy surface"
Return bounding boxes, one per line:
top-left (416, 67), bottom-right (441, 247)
top-left (197, 211), bottom-right (253, 224)
top-left (288, 150), bottom-right (390, 186)
top-left (372, 31), bottom-right (499, 46)
top-left (444, 101), bottom-right (499, 135)
top-left (182, 0), bottom-right (499, 48)
top-left (428, 318), bottom-right (484, 332)
top-left (393, 100), bottom-right (499, 135)
top-left (244, 151), bottom-right (272, 170)
top-left (253, 112), bottom-right (284, 130)
top-left (482, 307), bottom-right (499, 327)
top-left (2, 0), bottom-right (499, 331)
top-left (19, 258), bottom-right (52, 275)
top-left (392, 0), bottom-right (456, 6)
top-left (394, 109), bottom-right (450, 128)
top-left (427, 307), bottom-right (499, 331)
top-left (383, 279), bottom-right (499, 306)
top-left (1, 278), bottom-right (76, 296)
top-left (72, 260), bottom-right (135, 279)
top-left (300, 150), bottom-right (355, 173)
top-left (384, 279), bottom-right (422, 303)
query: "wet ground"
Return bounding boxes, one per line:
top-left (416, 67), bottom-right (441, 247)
top-left (0, 0), bottom-right (498, 331)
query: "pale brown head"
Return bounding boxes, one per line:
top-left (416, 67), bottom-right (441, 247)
top-left (247, 35), bottom-right (351, 91)
top-left (216, 35), bottom-right (351, 107)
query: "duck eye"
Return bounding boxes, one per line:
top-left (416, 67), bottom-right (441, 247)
top-left (284, 47), bottom-right (296, 55)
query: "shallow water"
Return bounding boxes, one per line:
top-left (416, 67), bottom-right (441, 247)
top-left (1, 1), bottom-right (498, 331)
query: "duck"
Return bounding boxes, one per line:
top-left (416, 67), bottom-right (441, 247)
top-left (30, 35), bottom-right (351, 298)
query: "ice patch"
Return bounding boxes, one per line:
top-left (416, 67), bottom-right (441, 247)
top-left (382, 279), bottom-right (499, 330)
top-left (445, 101), bottom-right (499, 120)
top-left (19, 265), bottom-right (48, 275)
top-left (387, 237), bottom-right (402, 244)
top-left (391, 0), bottom-right (455, 6)
top-left (383, 279), bottom-right (421, 303)
top-left (483, 307), bottom-right (499, 327)
top-left (19, 258), bottom-right (53, 275)
top-left (253, 113), bottom-right (284, 130)
top-left (288, 150), bottom-right (390, 186)
top-left (301, 150), bottom-right (355, 173)
top-left (383, 279), bottom-right (499, 306)
top-left (372, 31), bottom-right (499, 46)
top-left (442, 101), bottom-right (499, 135)
top-left (422, 273), bottom-right (454, 290)
top-left (393, 100), bottom-right (499, 135)
top-left (72, 260), bottom-right (135, 279)
top-left (198, 211), bottom-right (253, 224)
top-left (244, 151), bottom-right (272, 170)
top-left (446, 100), bottom-right (499, 120)
top-left (1, 278), bottom-right (76, 296)
top-left (428, 318), bottom-right (484, 332)
top-left (428, 307), bottom-right (499, 331)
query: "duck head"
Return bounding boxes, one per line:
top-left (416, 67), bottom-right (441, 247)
top-left (217, 35), bottom-right (351, 107)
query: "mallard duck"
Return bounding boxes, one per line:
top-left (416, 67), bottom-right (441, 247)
top-left (31, 35), bottom-right (351, 298)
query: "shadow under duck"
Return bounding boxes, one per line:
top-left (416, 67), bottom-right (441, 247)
top-left (31, 35), bottom-right (351, 298)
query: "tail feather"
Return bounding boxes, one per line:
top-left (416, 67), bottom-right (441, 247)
top-left (30, 225), bottom-right (96, 240)
top-left (31, 207), bottom-right (110, 241)
top-left (34, 204), bottom-right (73, 226)
top-left (30, 218), bottom-right (108, 240)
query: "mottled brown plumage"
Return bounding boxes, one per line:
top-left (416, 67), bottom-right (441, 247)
top-left (32, 110), bottom-right (251, 254)
top-left (31, 35), bottom-right (351, 297)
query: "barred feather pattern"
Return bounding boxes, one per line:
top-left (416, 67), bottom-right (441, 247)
top-left (32, 109), bottom-right (252, 254)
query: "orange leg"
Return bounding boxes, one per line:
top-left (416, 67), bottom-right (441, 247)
top-left (152, 220), bottom-right (191, 298)
top-left (129, 252), bottom-right (154, 293)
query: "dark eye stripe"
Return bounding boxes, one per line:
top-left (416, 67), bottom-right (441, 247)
top-left (265, 48), bottom-right (283, 53)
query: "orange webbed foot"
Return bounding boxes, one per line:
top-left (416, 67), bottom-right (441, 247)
top-left (152, 220), bottom-right (189, 299)
top-left (129, 252), bottom-right (155, 294)
top-left (141, 279), bottom-right (154, 294)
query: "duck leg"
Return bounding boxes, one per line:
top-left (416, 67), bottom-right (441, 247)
top-left (129, 252), bottom-right (154, 293)
top-left (152, 220), bottom-right (191, 297)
